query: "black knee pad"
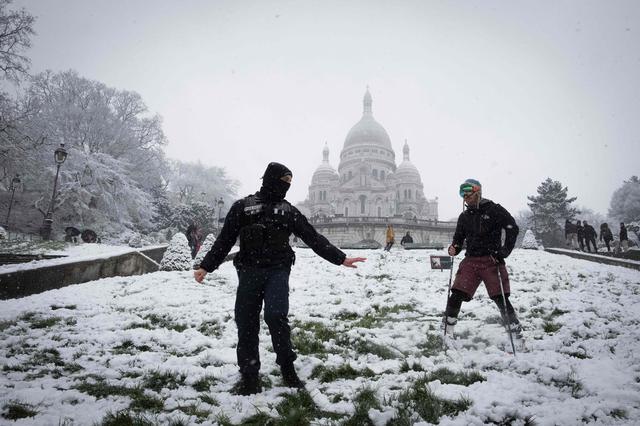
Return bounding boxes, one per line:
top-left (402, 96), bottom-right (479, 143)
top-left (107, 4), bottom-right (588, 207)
top-left (451, 289), bottom-right (472, 303)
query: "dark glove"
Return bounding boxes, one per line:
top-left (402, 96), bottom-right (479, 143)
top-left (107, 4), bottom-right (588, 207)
top-left (491, 249), bottom-right (507, 264)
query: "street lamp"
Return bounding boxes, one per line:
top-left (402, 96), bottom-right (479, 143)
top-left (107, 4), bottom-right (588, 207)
top-left (4, 174), bottom-right (21, 230)
top-left (217, 197), bottom-right (225, 231)
top-left (41, 143), bottom-right (68, 240)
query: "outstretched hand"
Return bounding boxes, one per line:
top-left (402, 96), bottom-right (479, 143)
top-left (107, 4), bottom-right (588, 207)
top-left (194, 268), bottom-right (207, 283)
top-left (342, 257), bottom-right (367, 268)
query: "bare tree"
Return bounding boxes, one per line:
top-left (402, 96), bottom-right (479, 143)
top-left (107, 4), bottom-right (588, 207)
top-left (0, 0), bottom-right (35, 81)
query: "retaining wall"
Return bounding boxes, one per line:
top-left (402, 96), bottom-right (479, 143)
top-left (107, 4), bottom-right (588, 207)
top-left (545, 248), bottom-right (640, 271)
top-left (0, 246), bottom-right (167, 300)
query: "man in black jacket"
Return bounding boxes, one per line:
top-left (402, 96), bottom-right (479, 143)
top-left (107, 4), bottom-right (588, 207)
top-left (443, 179), bottom-right (522, 344)
top-left (583, 221), bottom-right (598, 253)
top-left (194, 162), bottom-right (366, 395)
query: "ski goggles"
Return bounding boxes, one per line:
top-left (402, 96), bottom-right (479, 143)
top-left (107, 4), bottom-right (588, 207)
top-left (459, 183), bottom-right (480, 198)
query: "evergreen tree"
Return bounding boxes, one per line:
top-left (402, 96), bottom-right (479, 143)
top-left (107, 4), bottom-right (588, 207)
top-left (609, 176), bottom-right (640, 224)
top-left (159, 232), bottom-right (192, 271)
top-left (527, 178), bottom-right (579, 246)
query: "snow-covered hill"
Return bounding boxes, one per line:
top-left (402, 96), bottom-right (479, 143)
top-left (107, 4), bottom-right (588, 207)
top-left (1, 249), bottom-right (639, 424)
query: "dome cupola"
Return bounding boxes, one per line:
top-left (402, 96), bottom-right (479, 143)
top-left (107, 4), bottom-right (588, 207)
top-left (342, 88), bottom-right (392, 150)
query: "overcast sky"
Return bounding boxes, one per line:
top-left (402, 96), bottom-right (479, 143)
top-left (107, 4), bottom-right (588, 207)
top-left (16, 0), bottom-right (640, 220)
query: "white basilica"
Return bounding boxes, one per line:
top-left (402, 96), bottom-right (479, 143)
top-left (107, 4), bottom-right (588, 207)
top-left (303, 89), bottom-right (438, 221)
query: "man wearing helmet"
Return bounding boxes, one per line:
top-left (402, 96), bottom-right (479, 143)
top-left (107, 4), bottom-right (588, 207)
top-left (443, 179), bottom-right (522, 347)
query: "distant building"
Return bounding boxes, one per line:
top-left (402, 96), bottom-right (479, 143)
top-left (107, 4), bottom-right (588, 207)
top-left (298, 89), bottom-right (454, 247)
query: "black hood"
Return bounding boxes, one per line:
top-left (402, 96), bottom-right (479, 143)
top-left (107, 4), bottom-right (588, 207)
top-left (259, 162), bottom-right (292, 202)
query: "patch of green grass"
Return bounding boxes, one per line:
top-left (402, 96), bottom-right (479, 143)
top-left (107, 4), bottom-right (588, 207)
top-left (0, 320), bottom-right (17, 331)
top-left (354, 313), bottom-right (378, 328)
top-left (542, 321), bottom-right (562, 333)
top-left (75, 377), bottom-right (164, 412)
top-left (125, 322), bottom-right (154, 330)
top-left (192, 375), bottom-right (217, 392)
top-left (197, 319), bottom-right (222, 337)
top-left (310, 364), bottom-right (375, 383)
top-left (485, 411), bottom-right (538, 425)
top-left (417, 333), bottom-right (444, 357)
top-left (31, 316), bottom-right (63, 329)
top-left (366, 273), bottom-right (393, 281)
top-left (112, 340), bottom-right (152, 355)
top-left (484, 315), bottom-right (502, 325)
top-left (143, 369), bottom-right (187, 392)
top-left (399, 360), bottom-right (424, 373)
top-left (334, 311), bottom-right (359, 321)
top-left (610, 408), bottom-right (627, 419)
top-left (390, 376), bottom-right (472, 424)
top-left (2, 401), bottom-right (38, 420)
top-left (31, 347), bottom-right (64, 366)
top-left (98, 410), bottom-right (155, 426)
top-left (142, 313), bottom-right (188, 332)
top-left (274, 390), bottom-right (318, 424)
top-left (550, 371), bottom-right (584, 398)
top-left (352, 338), bottom-right (397, 360)
top-left (423, 368), bottom-right (485, 386)
top-left (343, 387), bottom-right (380, 425)
top-left (174, 403), bottom-right (210, 419)
top-left (50, 304), bottom-right (77, 310)
top-left (291, 331), bottom-right (327, 356)
top-left (199, 394), bottom-right (218, 406)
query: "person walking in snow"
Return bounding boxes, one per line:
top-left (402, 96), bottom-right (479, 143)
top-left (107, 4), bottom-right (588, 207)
top-left (576, 220), bottom-right (586, 251)
top-left (620, 223), bottom-right (629, 252)
top-left (384, 224), bottom-right (395, 251)
top-left (186, 223), bottom-right (202, 259)
top-left (599, 223), bottom-right (614, 252)
top-left (400, 231), bottom-right (414, 246)
top-left (193, 162), bottom-right (366, 396)
top-left (583, 221), bottom-right (598, 253)
top-left (443, 179), bottom-right (522, 344)
top-left (564, 219), bottom-right (578, 250)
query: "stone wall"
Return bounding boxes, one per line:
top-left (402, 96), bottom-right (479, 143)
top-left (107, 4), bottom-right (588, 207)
top-left (0, 246), bottom-right (166, 300)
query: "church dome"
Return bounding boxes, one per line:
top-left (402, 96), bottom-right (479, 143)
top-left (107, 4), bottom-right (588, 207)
top-left (312, 143), bottom-right (338, 183)
top-left (396, 140), bottom-right (421, 182)
top-left (343, 89), bottom-right (392, 150)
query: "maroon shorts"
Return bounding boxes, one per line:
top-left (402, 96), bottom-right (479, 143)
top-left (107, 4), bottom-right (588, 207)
top-left (452, 256), bottom-right (510, 299)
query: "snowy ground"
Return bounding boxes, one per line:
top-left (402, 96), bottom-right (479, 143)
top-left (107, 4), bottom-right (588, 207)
top-left (1, 248), bottom-right (640, 425)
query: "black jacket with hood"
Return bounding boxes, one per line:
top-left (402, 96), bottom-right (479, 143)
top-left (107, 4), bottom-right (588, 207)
top-left (451, 198), bottom-right (519, 259)
top-left (199, 162), bottom-right (345, 272)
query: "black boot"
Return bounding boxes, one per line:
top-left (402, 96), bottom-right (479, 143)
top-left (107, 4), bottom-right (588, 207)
top-left (281, 364), bottom-right (305, 389)
top-left (233, 374), bottom-right (262, 395)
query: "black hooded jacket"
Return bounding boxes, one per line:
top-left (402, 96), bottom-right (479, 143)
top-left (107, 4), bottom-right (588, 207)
top-left (451, 198), bottom-right (519, 259)
top-left (199, 191), bottom-right (346, 271)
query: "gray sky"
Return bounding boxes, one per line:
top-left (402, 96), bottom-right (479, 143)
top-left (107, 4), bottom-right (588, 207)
top-left (17, 0), bottom-right (640, 220)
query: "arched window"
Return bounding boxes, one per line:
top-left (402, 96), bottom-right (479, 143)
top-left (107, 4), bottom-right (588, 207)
top-left (377, 206), bottom-right (381, 217)
top-left (359, 195), bottom-right (366, 214)
top-left (323, 191), bottom-right (327, 201)
top-left (380, 171), bottom-right (385, 181)
top-left (372, 169), bottom-right (378, 179)
top-left (348, 171), bottom-right (353, 180)
top-left (345, 207), bottom-right (349, 217)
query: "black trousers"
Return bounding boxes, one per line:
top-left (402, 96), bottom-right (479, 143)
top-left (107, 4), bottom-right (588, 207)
top-left (235, 265), bottom-right (296, 376)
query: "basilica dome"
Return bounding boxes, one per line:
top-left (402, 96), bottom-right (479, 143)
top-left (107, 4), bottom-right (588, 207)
top-left (311, 143), bottom-right (338, 183)
top-left (343, 89), bottom-right (393, 150)
top-left (395, 141), bottom-right (421, 182)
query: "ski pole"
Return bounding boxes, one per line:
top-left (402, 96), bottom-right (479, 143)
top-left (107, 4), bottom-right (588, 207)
top-left (495, 262), bottom-right (517, 356)
top-left (442, 256), bottom-right (455, 346)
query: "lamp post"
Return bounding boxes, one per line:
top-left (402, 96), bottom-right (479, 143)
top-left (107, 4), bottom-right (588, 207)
top-left (4, 174), bottom-right (21, 230)
top-left (217, 197), bottom-right (225, 234)
top-left (41, 143), bottom-right (68, 240)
